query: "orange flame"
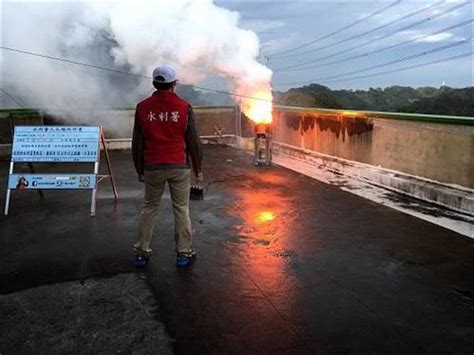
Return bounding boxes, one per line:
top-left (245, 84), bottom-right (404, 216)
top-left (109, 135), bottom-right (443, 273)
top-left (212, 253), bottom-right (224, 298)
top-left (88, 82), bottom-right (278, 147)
top-left (241, 91), bottom-right (273, 124)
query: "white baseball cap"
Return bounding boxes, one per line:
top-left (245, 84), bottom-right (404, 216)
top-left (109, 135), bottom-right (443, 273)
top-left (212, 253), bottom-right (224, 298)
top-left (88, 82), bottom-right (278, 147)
top-left (152, 65), bottom-right (177, 83)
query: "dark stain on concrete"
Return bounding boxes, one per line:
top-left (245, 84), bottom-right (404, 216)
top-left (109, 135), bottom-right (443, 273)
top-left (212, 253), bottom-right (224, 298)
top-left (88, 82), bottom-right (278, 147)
top-left (383, 192), bottom-right (472, 223)
top-left (284, 112), bottom-right (374, 141)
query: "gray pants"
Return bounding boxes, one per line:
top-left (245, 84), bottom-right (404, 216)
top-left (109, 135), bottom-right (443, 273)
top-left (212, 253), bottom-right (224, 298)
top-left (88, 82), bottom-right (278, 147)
top-left (135, 169), bottom-right (192, 254)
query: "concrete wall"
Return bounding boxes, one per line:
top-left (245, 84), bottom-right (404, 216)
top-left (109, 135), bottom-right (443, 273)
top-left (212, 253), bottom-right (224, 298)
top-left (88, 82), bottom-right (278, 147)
top-left (0, 105), bottom-right (239, 138)
top-left (273, 109), bottom-right (474, 189)
top-left (1, 106), bottom-right (472, 191)
top-left (193, 106), bottom-right (239, 136)
top-left (0, 110), bottom-right (43, 144)
top-left (42, 107), bottom-right (239, 139)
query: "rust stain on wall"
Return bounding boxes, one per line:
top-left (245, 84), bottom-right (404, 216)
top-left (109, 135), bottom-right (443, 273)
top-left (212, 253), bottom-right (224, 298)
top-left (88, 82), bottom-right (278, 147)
top-left (283, 112), bottom-right (373, 141)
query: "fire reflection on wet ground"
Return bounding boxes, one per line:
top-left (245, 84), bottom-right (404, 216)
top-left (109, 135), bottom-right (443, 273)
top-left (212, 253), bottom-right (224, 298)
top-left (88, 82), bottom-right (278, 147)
top-left (228, 175), bottom-right (294, 248)
top-left (255, 211), bottom-right (276, 224)
top-left (224, 169), bottom-right (302, 300)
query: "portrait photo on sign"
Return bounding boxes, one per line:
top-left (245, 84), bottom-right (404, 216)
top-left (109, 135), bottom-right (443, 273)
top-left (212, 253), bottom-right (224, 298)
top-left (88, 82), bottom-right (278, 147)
top-left (16, 176), bottom-right (29, 189)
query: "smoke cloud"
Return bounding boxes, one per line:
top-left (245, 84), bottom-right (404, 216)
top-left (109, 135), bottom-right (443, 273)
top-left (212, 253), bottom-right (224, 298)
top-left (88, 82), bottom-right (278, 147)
top-left (1, 0), bottom-right (273, 129)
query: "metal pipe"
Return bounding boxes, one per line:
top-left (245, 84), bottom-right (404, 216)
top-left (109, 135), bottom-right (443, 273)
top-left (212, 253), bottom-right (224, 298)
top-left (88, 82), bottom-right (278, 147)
top-left (253, 123), bottom-right (272, 167)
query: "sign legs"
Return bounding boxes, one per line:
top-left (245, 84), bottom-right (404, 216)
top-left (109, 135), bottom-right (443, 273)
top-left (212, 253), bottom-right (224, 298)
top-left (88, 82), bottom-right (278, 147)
top-left (101, 129), bottom-right (119, 200)
top-left (91, 161), bottom-right (99, 217)
top-left (4, 162), bottom-right (14, 215)
top-left (4, 189), bottom-right (11, 216)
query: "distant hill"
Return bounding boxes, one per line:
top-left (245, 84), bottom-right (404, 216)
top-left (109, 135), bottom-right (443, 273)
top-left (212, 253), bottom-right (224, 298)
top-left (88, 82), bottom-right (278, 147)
top-left (274, 85), bottom-right (474, 116)
top-left (400, 87), bottom-right (474, 116)
top-left (274, 84), bottom-right (343, 109)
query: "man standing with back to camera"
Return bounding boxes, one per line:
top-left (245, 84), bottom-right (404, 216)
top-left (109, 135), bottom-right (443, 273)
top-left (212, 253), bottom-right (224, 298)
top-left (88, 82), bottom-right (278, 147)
top-left (132, 65), bottom-right (203, 267)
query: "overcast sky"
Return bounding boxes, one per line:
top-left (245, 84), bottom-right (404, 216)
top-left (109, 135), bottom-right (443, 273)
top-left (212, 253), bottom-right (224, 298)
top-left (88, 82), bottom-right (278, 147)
top-left (1, 0), bottom-right (472, 97)
top-left (217, 0), bottom-right (473, 91)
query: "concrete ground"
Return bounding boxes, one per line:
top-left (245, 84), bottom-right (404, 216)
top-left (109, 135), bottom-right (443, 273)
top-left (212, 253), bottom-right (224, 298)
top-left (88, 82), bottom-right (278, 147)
top-left (1, 145), bottom-right (473, 354)
top-left (0, 274), bottom-right (172, 354)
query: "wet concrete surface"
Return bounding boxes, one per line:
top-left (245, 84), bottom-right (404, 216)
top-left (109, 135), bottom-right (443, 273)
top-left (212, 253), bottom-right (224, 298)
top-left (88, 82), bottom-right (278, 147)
top-left (1, 145), bottom-right (473, 354)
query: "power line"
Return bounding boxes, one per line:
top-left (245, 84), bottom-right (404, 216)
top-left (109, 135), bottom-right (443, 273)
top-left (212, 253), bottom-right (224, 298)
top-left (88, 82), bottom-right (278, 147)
top-left (277, 38), bottom-right (472, 86)
top-left (274, 1), bottom-right (470, 70)
top-left (273, 0), bottom-right (469, 70)
top-left (275, 19), bottom-right (473, 72)
top-left (320, 51), bottom-right (473, 84)
top-left (0, 46), bottom-right (274, 103)
top-left (271, 0), bottom-right (446, 61)
top-left (269, 1), bottom-right (402, 58)
top-left (0, 88), bottom-right (24, 108)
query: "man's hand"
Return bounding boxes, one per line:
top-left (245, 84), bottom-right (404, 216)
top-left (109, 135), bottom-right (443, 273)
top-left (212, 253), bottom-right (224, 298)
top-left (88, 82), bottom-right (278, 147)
top-left (138, 174), bottom-right (145, 182)
top-left (195, 172), bottom-right (204, 182)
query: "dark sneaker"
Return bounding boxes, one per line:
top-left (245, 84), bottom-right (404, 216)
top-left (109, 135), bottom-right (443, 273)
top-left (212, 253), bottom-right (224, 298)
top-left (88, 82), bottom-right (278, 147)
top-left (134, 255), bottom-right (149, 267)
top-left (176, 251), bottom-right (197, 267)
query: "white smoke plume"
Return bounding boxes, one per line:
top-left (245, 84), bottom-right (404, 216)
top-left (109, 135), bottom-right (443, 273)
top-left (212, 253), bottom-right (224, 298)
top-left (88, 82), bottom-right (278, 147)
top-left (1, 0), bottom-right (273, 129)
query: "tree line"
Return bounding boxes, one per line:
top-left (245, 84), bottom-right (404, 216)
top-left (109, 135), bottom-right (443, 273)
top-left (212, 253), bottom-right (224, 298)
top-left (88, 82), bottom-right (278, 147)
top-left (273, 84), bottom-right (474, 116)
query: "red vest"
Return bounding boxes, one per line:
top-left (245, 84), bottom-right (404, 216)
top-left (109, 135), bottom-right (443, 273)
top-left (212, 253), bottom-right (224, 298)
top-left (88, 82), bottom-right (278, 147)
top-left (136, 91), bottom-right (189, 165)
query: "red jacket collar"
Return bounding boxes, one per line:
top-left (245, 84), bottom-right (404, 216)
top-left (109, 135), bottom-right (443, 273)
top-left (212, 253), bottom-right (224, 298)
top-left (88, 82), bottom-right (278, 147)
top-left (152, 90), bottom-right (176, 98)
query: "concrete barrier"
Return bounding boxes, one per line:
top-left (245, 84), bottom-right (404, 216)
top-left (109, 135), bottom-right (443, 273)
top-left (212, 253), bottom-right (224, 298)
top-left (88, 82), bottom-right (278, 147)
top-left (273, 107), bottom-right (474, 188)
top-left (1, 106), bottom-right (472, 216)
top-left (272, 107), bottom-right (474, 216)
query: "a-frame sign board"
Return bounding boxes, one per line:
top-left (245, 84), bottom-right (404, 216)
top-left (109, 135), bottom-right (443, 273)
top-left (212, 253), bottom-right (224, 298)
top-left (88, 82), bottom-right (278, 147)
top-left (4, 126), bottom-right (118, 216)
